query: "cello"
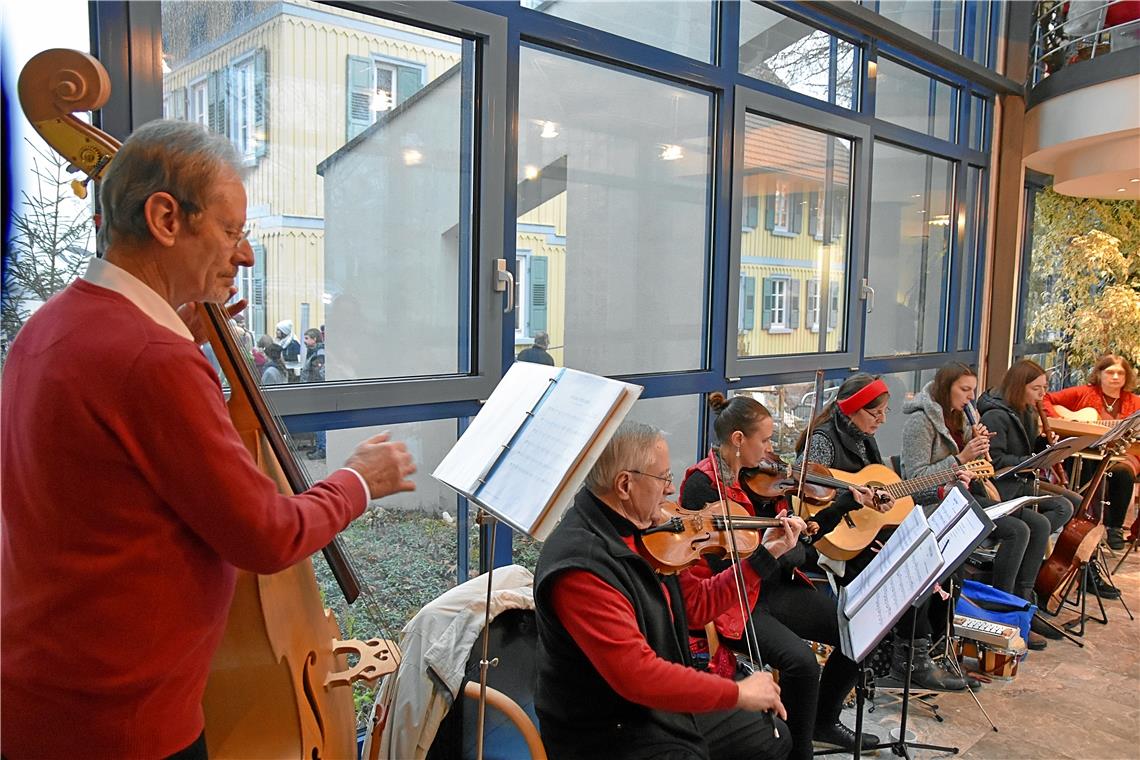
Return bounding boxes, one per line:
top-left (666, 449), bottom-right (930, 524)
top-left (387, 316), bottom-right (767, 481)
top-left (18, 48), bottom-right (399, 757)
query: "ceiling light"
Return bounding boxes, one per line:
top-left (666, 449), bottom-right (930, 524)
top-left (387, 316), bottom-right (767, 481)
top-left (403, 148), bottom-right (423, 166)
top-left (1130, 178), bottom-right (1139, 183)
top-left (660, 144), bottom-right (684, 161)
top-left (1118, 187), bottom-right (1127, 192)
top-left (928, 214), bottom-right (951, 226)
top-left (524, 165), bottom-right (540, 180)
top-left (540, 121), bottom-right (559, 139)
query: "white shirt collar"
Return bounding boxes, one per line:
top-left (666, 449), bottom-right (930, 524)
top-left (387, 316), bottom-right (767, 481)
top-left (82, 257), bottom-right (194, 341)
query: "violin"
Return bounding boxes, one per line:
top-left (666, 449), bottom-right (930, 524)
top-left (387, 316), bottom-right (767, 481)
top-left (743, 456), bottom-right (840, 506)
top-left (638, 501), bottom-right (799, 574)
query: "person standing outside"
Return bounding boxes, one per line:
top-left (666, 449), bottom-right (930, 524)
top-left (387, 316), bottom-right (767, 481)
top-left (1, 120), bottom-right (417, 759)
top-left (517, 330), bottom-right (555, 365)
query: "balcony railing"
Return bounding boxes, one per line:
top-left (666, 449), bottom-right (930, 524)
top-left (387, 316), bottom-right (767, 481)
top-left (1030, 0), bottom-right (1140, 86)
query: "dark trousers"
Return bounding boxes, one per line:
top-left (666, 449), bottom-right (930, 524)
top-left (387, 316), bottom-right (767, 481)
top-left (695, 708), bottom-right (791, 760)
top-left (166, 732), bottom-right (207, 760)
top-left (990, 510), bottom-right (1052, 602)
top-left (1035, 482), bottom-right (1080, 531)
top-left (724, 577), bottom-right (856, 760)
top-left (1069, 461), bottom-right (1136, 529)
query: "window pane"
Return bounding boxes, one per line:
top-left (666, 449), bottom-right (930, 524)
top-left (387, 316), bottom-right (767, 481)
top-left (968, 1), bottom-right (993, 66)
top-left (632, 395), bottom-right (701, 478)
top-left (161, 3), bottom-right (475, 383)
top-left (522, 0), bottom-right (713, 62)
top-left (875, 1), bottom-right (962, 53)
top-left (737, 113), bottom-right (852, 359)
top-left (738, 3), bottom-right (858, 109)
top-left (874, 57), bottom-right (955, 141)
top-left (4, 2), bottom-right (94, 359)
top-left (733, 380), bottom-right (841, 457)
top-left (306, 418), bottom-right (462, 634)
top-left (517, 47), bottom-right (712, 375)
top-left (968, 95), bottom-right (987, 151)
top-left (958, 166), bottom-right (984, 351)
top-left (870, 368), bottom-right (938, 460)
top-left (865, 142), bottom-right (955, 357)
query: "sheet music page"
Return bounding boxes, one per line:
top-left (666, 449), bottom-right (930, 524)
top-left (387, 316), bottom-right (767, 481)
top-left (937, 507), bottom-right (989, 569)
top-left (927, 486), bottom-right (970, 540)
top-left (842, 506), bottom-right (931, 618)
top-left (433, 362), bottom-right (560, 494)
top-left (984, 496), bottom-right (1041, 521)
top-left (476, 370), bottom-right (627, 531)
top-left (844, 533), bottom-right (944, 661)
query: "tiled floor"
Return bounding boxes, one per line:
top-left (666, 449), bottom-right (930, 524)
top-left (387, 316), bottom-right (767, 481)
top-left (829, 543), bottom-right (1140, 759)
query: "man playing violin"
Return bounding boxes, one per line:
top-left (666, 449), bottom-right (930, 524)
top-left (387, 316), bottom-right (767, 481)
top-left (534, 420), bottom-right (797, 760)
top-left (681, 393), bottom-right (886, 757)
top-left (1, 121), bottom-right (417, 759)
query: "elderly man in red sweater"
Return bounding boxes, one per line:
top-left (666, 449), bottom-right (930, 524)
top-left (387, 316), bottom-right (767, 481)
top-left (1, 120), bottom-right (417, 758)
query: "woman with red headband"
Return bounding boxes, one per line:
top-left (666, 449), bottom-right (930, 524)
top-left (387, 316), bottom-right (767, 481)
top-left (796, 373), bottom-right (969, 691)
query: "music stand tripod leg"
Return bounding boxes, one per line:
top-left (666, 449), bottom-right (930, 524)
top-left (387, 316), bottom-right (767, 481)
top-left (938, 583), bottom-right (997, 733)
top-left (888, 613), bottom-right (958, 759)
top-left (1094, 547), bottom-right (1133, 621)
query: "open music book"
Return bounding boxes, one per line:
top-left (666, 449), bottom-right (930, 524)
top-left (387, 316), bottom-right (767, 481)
top-left (836, 487), bottom-right (994, 661)
top-left (432, 362), bottom-right (642, 540)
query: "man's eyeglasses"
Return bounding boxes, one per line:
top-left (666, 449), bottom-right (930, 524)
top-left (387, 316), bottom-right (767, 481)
top-left (171, 194), bottom-right (248, 249)
top-left (861, 406), bottom-right (890, 421)
top-left (629, 470), bottom-right (674, 485)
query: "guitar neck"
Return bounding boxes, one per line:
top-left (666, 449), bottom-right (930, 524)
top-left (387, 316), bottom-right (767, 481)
top-left (882, 466), bottom-right (975, 500)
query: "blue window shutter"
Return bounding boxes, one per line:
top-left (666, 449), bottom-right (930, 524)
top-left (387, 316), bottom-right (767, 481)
top-left (250, 242), bottom-right (267, 338)
top-left (744, 195), bottom-right (759, 230)
top-left (528, 255), bottom-right (548, 332)
top-left (207, 72), bottom-right (221, 134)
top-left (741, 276), bottom-right (757, 331)
top-left (807, 279), bottom-right (818, 328)
top-left (346, 55), bottom-right (373, 140)
top-left (788, 278), bottom-right (801, 327)
top-left (829, 281), bottom-right (840, 331)
top-left (764, 195), bottom-right (775, 230)
top-left (808, 192), bottom-right (819, 237)
top-left (254, 49), bottom-right (267, 158)
top-left (396, 65), bottom-right (423, 106)
top-left (760, 277), bottom-right (773, 330)
top-left (790, 193), bottom-right (804, 234)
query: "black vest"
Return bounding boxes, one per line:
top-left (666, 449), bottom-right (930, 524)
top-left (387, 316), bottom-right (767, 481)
top-left (813, 412), bottom-right (883, 472)
top-left (533, 490), bottom-right (706, 760)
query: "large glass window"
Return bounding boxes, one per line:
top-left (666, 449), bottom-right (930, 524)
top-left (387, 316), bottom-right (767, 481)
top-left (3, 1), bottom-right (93, 361)
top-left (875, 1), bottom-right (962, 53)
top-left (738, 2), bottom-right (858, 109)
top-left (874, 56), bottom-right (956, 141)
top-left (865, 142), bottom-right (955, 357)
top-left (958, 166), bottom-right (984, 351)
top-left (161, 3), bottom-right (475, 384)
top-left (737, 113), bottom-right (852, 359)
top-left (733, 380), bottom-right (841, 457)
top-left (516, 46), bottom-right (712, 376)
top-left (522, 0), bottom-right (714, 62)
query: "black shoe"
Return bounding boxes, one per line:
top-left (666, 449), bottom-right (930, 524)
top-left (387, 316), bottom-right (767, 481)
top-left (890, 637), bottom-right (967, 691)
top-left (1031, 616), bottom-right (1063, 640)
top-left (813, 721), bottom-right (880, 751)
top-left (306, 449), bottom-right (326, 460)
top-left (1106, 528), bottom-right (1126, 551)
top-left (1084, 564), bottom-right (1121, 599)
top-left (1027, 630), bottom-right (1048, 650)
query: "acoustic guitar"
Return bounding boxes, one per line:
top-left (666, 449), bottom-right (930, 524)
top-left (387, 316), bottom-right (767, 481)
top-left (1052, 405), bottom-right (1115, 425)
top-left (805, 460), bottom-right (995, 560)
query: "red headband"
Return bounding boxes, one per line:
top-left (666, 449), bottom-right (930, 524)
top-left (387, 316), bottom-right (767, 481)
top-left (837, 378), bottom-right (889, 416)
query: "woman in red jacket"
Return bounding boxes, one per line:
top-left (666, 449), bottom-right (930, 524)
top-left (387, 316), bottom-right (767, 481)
top-left (1043, 354), bottom-right (1139, 549)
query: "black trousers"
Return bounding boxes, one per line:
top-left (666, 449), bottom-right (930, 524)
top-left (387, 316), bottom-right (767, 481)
top-left (693, 708), bottom-right (791, 760)
top-left (989, 510), bottom-right (1051, 601)
top-left (723, 576), bottom-right (856, 760)
top-left (1068, 460), bottom-right (1136, 529)
top-left (166, 732), bottom-right (207, 760)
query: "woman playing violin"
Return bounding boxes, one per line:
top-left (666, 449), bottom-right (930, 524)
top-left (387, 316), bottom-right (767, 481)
top-left (679, 393), bottom-right (883, 757)
top-left (1042, 353), bottom-right (1139, 550)
top-left (900, 362), bottom-right (1052, 649)
top-left (797, 374), bottom-right (968, 691)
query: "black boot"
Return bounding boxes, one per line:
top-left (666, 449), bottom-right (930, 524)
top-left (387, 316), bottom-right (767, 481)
top-left (1106, 527), bottom-right (1125, 551)
top-left (813, 721), bottom-right (881, 751)
top-left (1083, 563), bottom-right (1121, 599)
top-left (891, 636), bottom-right (967, 691)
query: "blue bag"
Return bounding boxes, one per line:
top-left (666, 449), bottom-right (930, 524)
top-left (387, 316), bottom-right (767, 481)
top-left (957, 579), bottom-right (1035, 647)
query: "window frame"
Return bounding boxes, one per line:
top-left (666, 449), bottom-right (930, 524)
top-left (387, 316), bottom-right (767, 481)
top-left (230, 51), bottom-right (257, 162)
top-left (189, 75), bottom-right (210, 126)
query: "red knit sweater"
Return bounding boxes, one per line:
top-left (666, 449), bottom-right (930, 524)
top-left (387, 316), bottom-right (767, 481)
top-left (1, 280), bottom-right (367, 758)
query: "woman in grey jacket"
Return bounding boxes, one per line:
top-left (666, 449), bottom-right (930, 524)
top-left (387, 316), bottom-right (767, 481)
top-left (900, 363), bottom-right (1051, 650)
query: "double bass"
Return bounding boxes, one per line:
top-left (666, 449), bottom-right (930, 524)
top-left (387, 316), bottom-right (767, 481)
top-left (18, 49), bottom-right (398, 757)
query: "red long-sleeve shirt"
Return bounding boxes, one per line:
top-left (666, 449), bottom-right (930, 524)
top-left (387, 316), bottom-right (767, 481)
top-left (1044, 385), bottom-right (1140, 420)
top-left (549, 535), bottom-right (766, 714)
top-left (1, 279), bottom-right (368, 758)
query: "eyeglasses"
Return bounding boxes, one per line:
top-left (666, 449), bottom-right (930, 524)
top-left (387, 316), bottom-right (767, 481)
top-left (171, 194), bottom-right (248, 249)
top-left (861, 406), bottom-right (891, 421)
top-left (628, 470), bottom-right (674, 485)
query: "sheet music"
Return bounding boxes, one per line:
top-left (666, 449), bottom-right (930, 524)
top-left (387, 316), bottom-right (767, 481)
top-left (476, 370), bottom-right (627, 531)
top-left (842, 507), bottom-right (931, 618)
top-left (984, 496), bottom-right (1042, 521)
top-left (843, 533), bottom-right (944, 662)
top-left (938, 508), bottom-right (986, 565)
top-left (927, 486), bottom-right (970, 540)
top-left (433, 362), bottom-right (561, 493)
